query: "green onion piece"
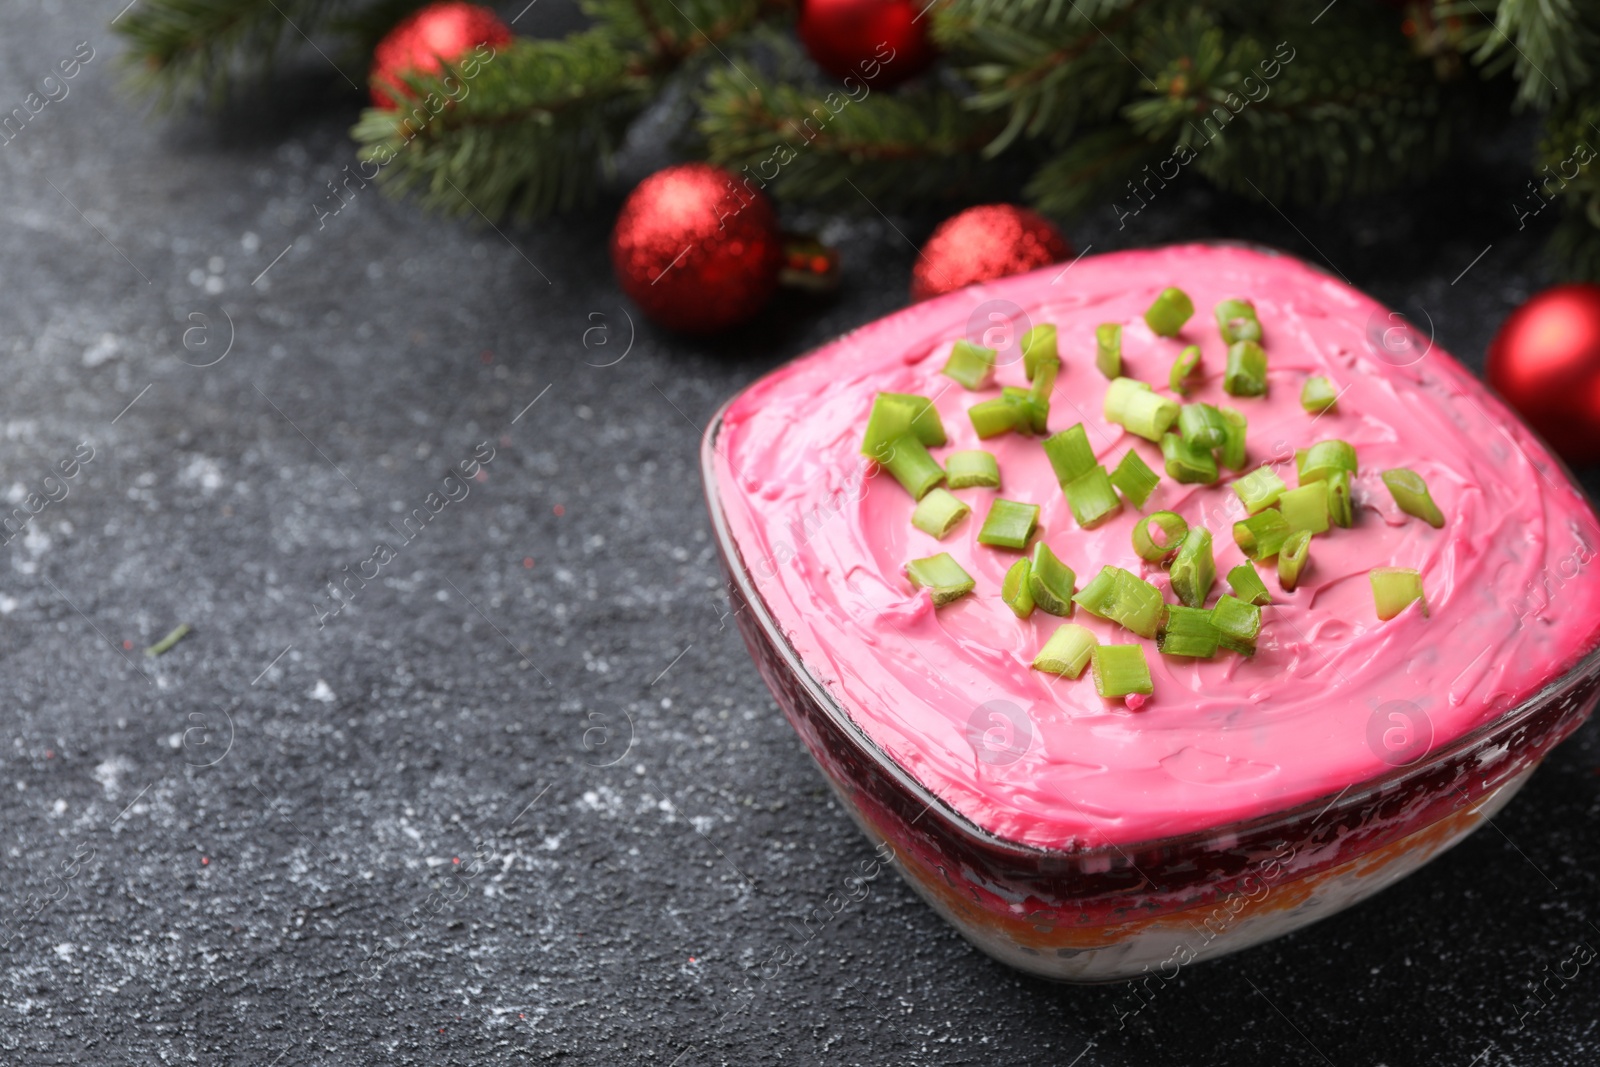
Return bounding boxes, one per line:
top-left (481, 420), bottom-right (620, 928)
top-left (1144, 287), bottom-right (1194, 337)
top-left (1000, 386), bottom-right (1045, 437)
top-left (1226, 563), bottom-right (1271, 606)
top-left (1371, 567), bottom-right (1428, 620)
top-left (1223, 341), bottom-right (1268, 397)
top-left (1096, 323), bottom-right (1123, 378)
top-left (1002, 558), bottom-right (1036, 618)
top-left (879, 435), bottom-right (945, 499)
top-left (1219, 407), bottom-right (1248, 470)
top-left (1231, 466), bottom-right (1286, 514)
top-left (978, 498), bottom-right (1040, 550)
top-left (1278, 484), bottom-right (1330, 535)
top-left (1277, 529), bottom-right (1311, 592)
top-left (1170, 527), bottom-right (1215, 608)
top-left (1021, 324), bottom-right (1058, 381)
top-left (942, 339), bottom-right (996, 390)
top-left (1132, 510), bottom-right (1188, 562)
top-left (1104, 377), bottom-right (1180, 442)
top-left (1029, 543), bottom-right (1076, 616)
top-left (905, 553), bottom-right (975, 606)
top-left (1064, 466), bottom-right (1123, 529)
top-left (1073, 565), bottom-right (1165, 639)
top-left (145, 622), bottom-right (192, 658)
top-left (1233, 508), bottom-right (1292, 560)
top-left (1158, 604), bottom-right (1220, 658)
top-left (1178, 403), bottom-right (1228, 450)
top-left (1325, 469), bottom-right (1353, 528)
top-left (1026, 357), bottom-right (1058, 433)
top-left (1381, 468), bottom-right (1445, 529)
top-left (1301, 376), bottom-right (1339, 415)
top-left (861, 393), bottom-right (946, 456)
top-left (911, 488), bottom-right (970, 540)
top-left (1169, 345), bottom-right (1202, 395)
top-left (1109, 449), bottom-right (1160, 508)
top-left (1212, 594), bottom-right (1262, 655)
top-left (1032, 623), bottom-right (1097, 678)
top-left (1215, 298), bottom-right (1262, 344)
top-left (968, 397), bottom-right (1021, 439)
top-left (1092, 644), bottom-right (1154, 698)
top-left (1043, 424), bottom-right (1096, 485)
top-left (945, 450), bottom-right (1000, 489)
top-left (1296, 439), bottom-right (1358, 484)
top-left (1161, 432), bottom-right (1219, 484)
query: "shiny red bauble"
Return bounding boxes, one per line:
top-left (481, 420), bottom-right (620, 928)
top-left (369, 2), bottom-right (512, 109)
top-left (910, 204), bottom-right (1071, 302)
top-left (797, 0), bottom-right (937, 88)
top-left (610, 163), bottom-right (785, 334)
top-left (1487, 283), bottom-right (1600, 467)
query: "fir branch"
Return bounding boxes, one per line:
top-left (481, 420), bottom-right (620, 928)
top-left (1538, 94), bottom-right (1600, 278)
top-left (1443, 0), bottom-right (1597, 110)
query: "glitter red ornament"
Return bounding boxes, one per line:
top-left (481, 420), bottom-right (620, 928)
top-left (610, 163), bottom-right (786, 334)
top-left (910, 204), bottom-right (1071, 302)
top-left (797, 0), bottom-right (937, 88)
top-left (1487, 283), bottom-right (1600, 467)
top-left (369, 2), bottom-right (511, 110)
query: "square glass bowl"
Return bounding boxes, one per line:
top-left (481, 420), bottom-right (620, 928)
top-left (700, 246), bottom-right (1600, 981)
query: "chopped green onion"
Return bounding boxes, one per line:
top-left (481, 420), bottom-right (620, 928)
top-left (1158, 604), bottom-right (1220, 658)
top-left (978, 498), bottom-right (1040, 550)
top-left (861, 392), bottom-right (946, 457)
top-left (1073, 565), bottom-right (1165, 639)
top-left (1233, 508), bottom-right (1292, 560)
top-left (942, 339), bottom-right (996, 390)
top-left (906, 553), bottom-right (975, 606)
top-left (1144, 287), bottom-right (1194, 337)
top-left (1096, 323), bottom-right (1123, 378)
top-left (1277, 529), bottom-right (1311, 591)
top-left (911, 488), bottom-right (970, 539)
top-left (1231, 466), bottom-right (1286, 514)
top-left (1301, 376), bottom-right (1339, 415)
top-left (145, 622), bottom-right (192, 658)
top-left (1219, 406), bottom-right (1248, 470)
top-left (1032, 623), bottom-right (1096, 678)
top-left (1109, 449), bottom-right (1160, 508)
top-left (945, 450), bottom-right (1000, 489)
top-left (1381, 468), bottom-right (1445, 528)
top-left (1169, 345), bottom-right (1202, 395)
top-left (1029, 543), bottom-right (1076, 616)
top-left (1026, 357), bottom-right (1058, 433)
top-left (1132, 510), bottom-right (1188, 562)
top-left (1002, 558), bottom-right (1036, 618)
top-left (1325, 469), bottom-right (1353, 528)
top-left (1043, 424), bottom-right (1096, 485)
top-left (1021, 324), bottom-right (1058, 381)
top-left (1000, 386), bottom-right (1046, 437)
top-left (968, 397), bottom-right (1022, 439)
top-left (1212, 594), bottom-right (1262, 655)
top-left (1278, 484), bottom-right (1330, 535)
top-left (1215, 298), bottom-right (1262, 344)
top-left (1296, 439), bottom-right (1358, 484)
top-left (1064, 466), bottom-right (1123, 529)
top-left (1161, 432), bottom-right (1219, 484)
top-left (1223, 341), bottom-right (1268, 397)
top-left (1178, 403), bottom-right (1228, 450)
top-left (1092, 645), bottom-right (1154, 698)
top-left (1226, 563), bottom-right (1271, 606)
top-left (879, 435), bottom-right (945, 499)
top-left (1170, 527), bottom-right (1215, 608)
top-left (1104, 377), bottom-right (1180, 442)
top-left (1371, 567), bottom-right (1428, 620)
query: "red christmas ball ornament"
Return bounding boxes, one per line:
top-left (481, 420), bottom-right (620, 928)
top-left (611, 163), bottom-right (786, 334)
top-left (910, 204), bottom-right (1071, 302)
top-left (369, 2), bottom-right (511, 110)
top-left (1487, 283), bottom-right (1600, 467)
top-left (798, 0), bottom-right (936, 88)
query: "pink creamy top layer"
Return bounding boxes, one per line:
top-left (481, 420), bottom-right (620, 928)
top-left (712, 244), bottom-right (1600, 850)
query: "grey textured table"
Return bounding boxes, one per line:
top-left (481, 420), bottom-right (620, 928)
top-left (2, 3), bottom-right (1597, 1064)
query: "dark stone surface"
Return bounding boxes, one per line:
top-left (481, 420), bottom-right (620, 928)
top-left (1, 3), bottom-right (1596, 1064)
